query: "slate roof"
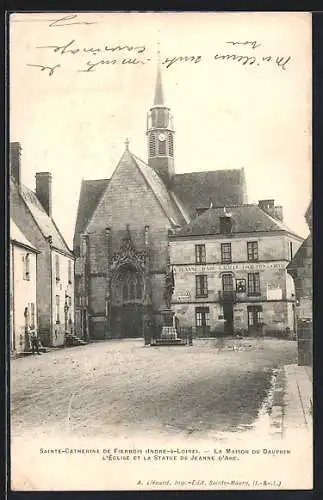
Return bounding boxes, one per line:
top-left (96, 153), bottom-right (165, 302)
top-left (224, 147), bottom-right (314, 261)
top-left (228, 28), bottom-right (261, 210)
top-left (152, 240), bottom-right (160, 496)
top-left (172, 169), bottom-right (246, 217)
top-left (73, 154), bottom-right (246, 251)
top-left (171, 205), bottom-right (301, 238)
top-left (73, 178), bottom-right (109, 251)
top-left (10, 218), bottom-right (38, 252)
top-left (132, 153), bottom-right (189, 226)
top-left (14, 181), bottom-right (73, 256)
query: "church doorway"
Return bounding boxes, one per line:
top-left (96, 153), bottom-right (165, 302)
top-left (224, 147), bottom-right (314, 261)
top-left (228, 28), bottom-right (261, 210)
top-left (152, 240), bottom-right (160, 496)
top-left (111, 264), bottom-right (145, 338)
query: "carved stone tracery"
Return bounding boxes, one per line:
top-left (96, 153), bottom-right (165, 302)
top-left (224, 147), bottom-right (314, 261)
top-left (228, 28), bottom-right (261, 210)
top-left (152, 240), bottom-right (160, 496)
top-left (110, 228), bottom-right (152, 308)
top-left (110, 233), bottom-right (146, 272)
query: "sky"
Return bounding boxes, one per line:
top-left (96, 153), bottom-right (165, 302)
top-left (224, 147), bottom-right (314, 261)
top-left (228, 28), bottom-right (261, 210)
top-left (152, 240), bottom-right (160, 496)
top-left (10, 12), bottom-right (312, 247)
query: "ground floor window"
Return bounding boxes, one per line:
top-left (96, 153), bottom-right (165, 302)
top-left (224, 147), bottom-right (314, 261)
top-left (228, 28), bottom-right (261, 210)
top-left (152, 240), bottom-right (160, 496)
top-left (247, 305), bottom-right (263, 327)
top-left (195, 307), bottom-right (210, 328)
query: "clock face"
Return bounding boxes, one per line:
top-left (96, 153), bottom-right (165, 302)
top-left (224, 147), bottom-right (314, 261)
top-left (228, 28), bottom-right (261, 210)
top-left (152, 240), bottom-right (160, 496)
top-left (158, 133), bottom-right (166, 142)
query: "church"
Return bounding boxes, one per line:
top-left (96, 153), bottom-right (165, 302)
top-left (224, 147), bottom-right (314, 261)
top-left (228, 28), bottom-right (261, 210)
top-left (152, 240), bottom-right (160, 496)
top-left (73, 63), bottom-right (247, 340)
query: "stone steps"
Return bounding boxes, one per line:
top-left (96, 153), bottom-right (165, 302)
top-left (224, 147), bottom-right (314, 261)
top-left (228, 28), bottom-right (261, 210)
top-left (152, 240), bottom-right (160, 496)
top-left (65, 333), bottom-right (88, 347)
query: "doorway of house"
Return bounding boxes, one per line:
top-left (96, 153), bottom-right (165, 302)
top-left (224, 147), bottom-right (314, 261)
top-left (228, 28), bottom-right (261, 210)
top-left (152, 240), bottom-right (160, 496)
top-left (221, 273), bottom-right (234, 335)
top-left (195, 307), bottom-right (210, 337)
top-left (223, 303), bottom-right (234, 335)
top-left (247, 305), bottom-right (263, 336)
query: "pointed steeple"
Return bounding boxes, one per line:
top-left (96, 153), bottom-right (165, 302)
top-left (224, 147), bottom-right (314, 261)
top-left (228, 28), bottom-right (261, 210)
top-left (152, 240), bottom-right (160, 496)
top-left (154, 41), bottom-right (165, 105)
top-left (146, 38), bottom-right (175, 187)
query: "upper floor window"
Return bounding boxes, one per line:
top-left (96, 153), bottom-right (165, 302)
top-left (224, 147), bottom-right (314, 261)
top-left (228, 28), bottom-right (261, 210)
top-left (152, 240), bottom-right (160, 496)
top-left (149, 132), bottom-right (156, 157)
top-left (220, 216), bottom-right (232, 234)
top-left (168, 132), bottom-right (174, 156)
top-left (195, 244), bottom-right (206, 264)
top-left (222, 273), bottom-right (234, 291)
top-left (247, 273), bottom-right (261, 296)
top-left (22, 253), bottom-right (30, 281)
top-left (55, 254), bottom-right (60, 282)
top-left (247, 241), bottom-right (259, 262)
top-left (68, 260), bottom-right (72, 284)
top-left (196, 275), bottom-right (208, 298)
top-left (221, 243), bottom-right (232, 263)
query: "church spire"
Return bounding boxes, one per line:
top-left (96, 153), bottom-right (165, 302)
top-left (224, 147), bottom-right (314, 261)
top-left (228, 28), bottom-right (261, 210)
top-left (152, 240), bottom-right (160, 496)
top-left (146, 38), bottom-right (175, 187)
top-left (154, 42), bottom-right (164, 105)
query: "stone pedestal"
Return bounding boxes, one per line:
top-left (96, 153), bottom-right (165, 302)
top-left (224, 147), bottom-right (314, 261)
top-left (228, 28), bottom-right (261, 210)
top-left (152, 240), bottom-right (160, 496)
top-left (161, 309), bottom-right (177, 340)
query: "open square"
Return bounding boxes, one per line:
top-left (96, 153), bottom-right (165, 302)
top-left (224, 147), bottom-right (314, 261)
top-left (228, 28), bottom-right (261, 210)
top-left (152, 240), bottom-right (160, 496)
top-left (11, 338), bottom-right (297, 441)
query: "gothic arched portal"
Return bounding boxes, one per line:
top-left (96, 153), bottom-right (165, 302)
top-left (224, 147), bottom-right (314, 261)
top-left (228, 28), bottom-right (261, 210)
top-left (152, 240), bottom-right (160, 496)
top-left (111, 264), bottom-right (145, 338)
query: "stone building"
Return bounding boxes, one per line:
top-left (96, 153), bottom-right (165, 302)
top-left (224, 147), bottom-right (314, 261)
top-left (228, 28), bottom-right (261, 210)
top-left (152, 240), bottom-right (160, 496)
top-left (169, 202), bottom-right (303, 336)
top-left (73, 64), bottom-right (247, 340)
top-left (10, 142), bottom-right (75, 347)
top-left (287, 201), bottom-right (312, 364)
top-left (10, 219), bottom-right (39, 354)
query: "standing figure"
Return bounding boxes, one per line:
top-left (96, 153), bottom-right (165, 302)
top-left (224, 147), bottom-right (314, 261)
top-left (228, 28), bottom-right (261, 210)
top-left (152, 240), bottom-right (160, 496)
top-left (30, 330), bottom-right (41, 355)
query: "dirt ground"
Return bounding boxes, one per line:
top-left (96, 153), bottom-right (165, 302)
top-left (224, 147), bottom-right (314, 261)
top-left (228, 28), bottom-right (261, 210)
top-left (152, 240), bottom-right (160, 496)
top-left (11, 338), bottom-right (297, 441)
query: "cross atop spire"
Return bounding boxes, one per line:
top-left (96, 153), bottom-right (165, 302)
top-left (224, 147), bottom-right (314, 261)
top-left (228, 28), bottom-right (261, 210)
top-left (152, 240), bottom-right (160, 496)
top-left (124, 138), bottom-right (130, 150)
top-left (154, 38), bottom-right (165, 106)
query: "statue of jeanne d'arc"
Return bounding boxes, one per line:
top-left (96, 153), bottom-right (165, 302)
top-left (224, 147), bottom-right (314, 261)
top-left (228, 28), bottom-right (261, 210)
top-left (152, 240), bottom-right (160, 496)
top-left (164, 266), bottom-right (175, 309)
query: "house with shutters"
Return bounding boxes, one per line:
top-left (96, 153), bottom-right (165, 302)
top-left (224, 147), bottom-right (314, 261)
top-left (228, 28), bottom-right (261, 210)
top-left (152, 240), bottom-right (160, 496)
top-left (10, 142), bottom-right (75, 347)
top-left (10, 219), bottom-right (39, 354)
top-left (73, 61), bottom-right (247, 340)
top-left (169, 202), bottom-right (303, 337)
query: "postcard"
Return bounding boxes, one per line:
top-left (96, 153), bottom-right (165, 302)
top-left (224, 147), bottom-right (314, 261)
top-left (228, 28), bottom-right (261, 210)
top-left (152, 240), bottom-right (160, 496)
top-left (9, 11), bottom-right (312, 491)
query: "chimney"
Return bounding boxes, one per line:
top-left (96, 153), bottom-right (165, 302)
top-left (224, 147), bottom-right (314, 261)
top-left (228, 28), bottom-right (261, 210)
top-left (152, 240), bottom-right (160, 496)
top-left (258, 199), bottom-right (275, 217)
top-left (10, 142), bottom-right (22, 189)
top-left (258, 199), bottom-right (284, 222)
top-left (36, 172), bottom-right (52, 217)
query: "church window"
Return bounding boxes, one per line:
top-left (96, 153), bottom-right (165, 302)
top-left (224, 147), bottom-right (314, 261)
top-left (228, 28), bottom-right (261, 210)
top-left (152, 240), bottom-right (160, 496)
top-left (122, 269), bottom-right (143, 302)
top-left (158, 138), bottom-right (166, 155)
top-left (136, 282), bottom-right (142, 300)
top-left (168, 132), bottom-right (174, 156)
top-left (55, 254), bottom-right (60, 282)
top-left (129, 280), bottom-right (136, 301)
top-left (123, 282), bottom-right (128, 301)
top-left (149, 133), bottom-right (156, 157)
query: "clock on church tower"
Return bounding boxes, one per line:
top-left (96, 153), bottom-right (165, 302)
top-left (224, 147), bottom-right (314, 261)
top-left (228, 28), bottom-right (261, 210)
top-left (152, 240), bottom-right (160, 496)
top-left (146, 63), bottom-right (175, 187)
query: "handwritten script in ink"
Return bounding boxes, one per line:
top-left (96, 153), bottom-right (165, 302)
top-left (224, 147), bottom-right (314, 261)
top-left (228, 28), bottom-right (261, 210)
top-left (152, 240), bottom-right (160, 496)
top-left (22, 27), bottom-right (292, 76)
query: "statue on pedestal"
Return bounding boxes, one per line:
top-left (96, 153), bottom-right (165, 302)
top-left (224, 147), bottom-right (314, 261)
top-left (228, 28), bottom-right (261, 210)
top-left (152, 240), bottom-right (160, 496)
top-left (164, 266), bottom-right (175, 310)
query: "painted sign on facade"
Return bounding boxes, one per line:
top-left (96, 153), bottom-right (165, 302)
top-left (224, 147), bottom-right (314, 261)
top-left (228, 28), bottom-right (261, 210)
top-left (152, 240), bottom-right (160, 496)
top-left (173, 261), bottom-right (287, 274)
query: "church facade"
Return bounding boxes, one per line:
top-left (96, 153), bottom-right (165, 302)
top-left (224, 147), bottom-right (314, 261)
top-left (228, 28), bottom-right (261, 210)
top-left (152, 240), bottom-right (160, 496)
top-left (73, 64), bottom-right (247, 340)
